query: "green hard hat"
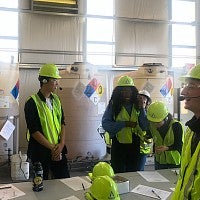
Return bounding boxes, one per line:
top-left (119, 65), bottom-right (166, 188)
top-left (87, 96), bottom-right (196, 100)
top-left (117, 75), bottom-right (134, 86)
top-left (88, 162), bottom-right (115, 181)
top-left (85, 175), bottom-right (120, 200)
top-left (179, 64), bottom-right (200, 82)
top-left (39, 64), bottom-right (61, 79)
top-left (147, 101), bottom-right (168, 122)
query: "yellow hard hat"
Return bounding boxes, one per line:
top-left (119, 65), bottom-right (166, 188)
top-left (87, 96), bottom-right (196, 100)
top-left (39, 64), bottom-right (61, 79)
top-left (85, 175), bottom-right (120, 200)
top-left (117, 75), bottom-right (134, 86)
top-left (88, 162), bottom-right (115, 181)
top-left (179, 64), bottom-right (200, 82)
top-left (147, 101), bottom-right (168, 122)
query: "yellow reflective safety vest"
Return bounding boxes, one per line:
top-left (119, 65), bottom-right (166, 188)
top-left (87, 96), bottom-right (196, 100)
top-left (171, 128), bottom-right (200, 200)
top-left (116, 106), bottom-right (141, 144)
top-left (27, 93), bottom-right (62, 145)
top-left (150, 119), bottom-right (183, 165)
top-left (104, 131), bottom-right (112, 147)
top-left (140, 131), bottom-right (152, 154)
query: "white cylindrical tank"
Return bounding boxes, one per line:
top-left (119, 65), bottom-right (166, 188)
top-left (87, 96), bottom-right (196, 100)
top-left (57, 63), bottom-right (106, 160)
top-left (0, 63), bottom-right (19, 163)
top-left (0, 63), bottom-right (19, 117)
top-left (114, 63), bottom-right (174, 114)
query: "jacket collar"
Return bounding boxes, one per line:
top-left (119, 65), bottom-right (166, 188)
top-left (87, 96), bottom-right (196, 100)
top-left (37, 90), bottom-right (54, 102)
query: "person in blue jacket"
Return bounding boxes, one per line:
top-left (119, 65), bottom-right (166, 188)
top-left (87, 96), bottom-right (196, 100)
top-left (102, 75), bottom-right (147, 173)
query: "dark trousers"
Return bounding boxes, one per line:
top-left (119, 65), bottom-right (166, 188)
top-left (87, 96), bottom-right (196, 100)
top-left (137, 153), bottom-right (147, 171)
top-left (111, 136), bottom-right (140, 173)
top-left (41, 153), bottom-right (70, 180)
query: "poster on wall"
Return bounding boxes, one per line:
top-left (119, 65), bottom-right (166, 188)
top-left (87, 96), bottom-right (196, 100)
top-left (84, 78), bottom-right (104, 105)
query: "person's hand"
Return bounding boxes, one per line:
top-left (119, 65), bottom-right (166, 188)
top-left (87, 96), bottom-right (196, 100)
top-left (125, 121), bottom-right (137, 128)
top-left (51, 143), bottom-right (63, 161)
top-left (155, 145), bottom-right (169, 153)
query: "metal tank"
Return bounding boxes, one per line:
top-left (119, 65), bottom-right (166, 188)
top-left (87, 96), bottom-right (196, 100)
top-left (0, 63), bottom-right (19, 163)
top-left (57, 62), bottom-right (106, 160)
top-left (113, 63), bottom-right (174, 114)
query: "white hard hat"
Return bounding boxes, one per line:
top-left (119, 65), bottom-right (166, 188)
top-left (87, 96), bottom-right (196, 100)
top-left (139, 90), bottom-right (151, 99)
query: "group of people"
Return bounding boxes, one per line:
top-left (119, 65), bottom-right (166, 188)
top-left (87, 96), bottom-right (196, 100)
top-left (102, 75), bottom-right (184, 173)
top-left (24, 63), bottom-right (200, 199)
top-left (102, 64), bottom-right (200, 199)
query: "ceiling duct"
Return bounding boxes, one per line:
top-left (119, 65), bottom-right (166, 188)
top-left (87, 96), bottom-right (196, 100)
top-left (31, 0), bottom-right (78, 15)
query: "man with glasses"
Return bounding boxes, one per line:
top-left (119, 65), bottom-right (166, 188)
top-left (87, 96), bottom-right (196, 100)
top-left (24, 63), bottom-right (70, 180)
top-left (172, 64), bottom-right (200, 200)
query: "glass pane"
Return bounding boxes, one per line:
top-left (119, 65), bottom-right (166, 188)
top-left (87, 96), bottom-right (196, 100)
top-left (172, 0), bottom-right (195, 22)
top-left (0, 39), bottom-right (18, 49)
top-left (87, 44), bottom-right (114, 53)
top-left (87, 0), bottom-right (113, 16)
top-left (172, 47), bottom-right (196, 57)
top-left (172, 57), bottom-right (196, 68)
top-left (0, 0), bottom-right (18, 8)
top-left (0, 52), bottom-right (18, 63)
top-left (172, 24), bottom-right (195, 46)
top-left (87, 18), bottom-right (114, 42)
top-left (0, 11), bottom-right (18, 36)
top-left (87, 54), bottom-right (114, 65)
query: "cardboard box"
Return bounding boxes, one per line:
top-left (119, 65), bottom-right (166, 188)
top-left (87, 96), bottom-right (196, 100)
top-left (113, 175), bottom-right (130, 194)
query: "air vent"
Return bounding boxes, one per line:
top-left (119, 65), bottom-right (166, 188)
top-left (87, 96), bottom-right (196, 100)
top-left (32, 0), bottom-right (78, 15)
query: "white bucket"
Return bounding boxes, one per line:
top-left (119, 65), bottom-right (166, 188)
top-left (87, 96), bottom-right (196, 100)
top-left (10, 152), bottom-right (29, 181)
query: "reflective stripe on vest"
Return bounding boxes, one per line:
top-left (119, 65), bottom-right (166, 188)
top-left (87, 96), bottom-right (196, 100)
top-left (171, 128), bottom-right (200, 200)
top-left (31, 93), bottom-right (62, 144)
top-left (116, 106), bottom-right (139, 144)
top-left (150, 119), bottom-right (182, 165)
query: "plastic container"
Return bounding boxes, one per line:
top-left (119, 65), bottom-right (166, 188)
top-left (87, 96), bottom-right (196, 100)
top-left (10, 152), bottom-right (29, 181)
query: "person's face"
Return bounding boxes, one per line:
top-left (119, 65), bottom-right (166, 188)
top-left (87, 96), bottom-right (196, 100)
top-left (47, 78), bottom-right (59, 92)
top-left (150, 120), bottom-right (165, 128)
top-left (138, 94), bottom-right (148, 108)
top-left (181, 79), bottom-right (200, 116)
top-left (120, 87), bottom-right (132, 103)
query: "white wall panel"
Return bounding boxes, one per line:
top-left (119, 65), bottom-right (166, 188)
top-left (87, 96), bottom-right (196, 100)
top-left (19, 13), bottom-right (83, 64)
top-left (115, 0), bottom-right (168, 20)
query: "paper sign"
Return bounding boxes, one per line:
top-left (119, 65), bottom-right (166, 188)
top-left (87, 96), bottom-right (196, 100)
top-left (137, 171), bottom-right (169, 182)
top-left (0, 184), bottom-right (26, 199)
top-left (59, 196), bottom-right (80, 200)
top-left (60, 176), bottom-right (91, 191)
top-left (0, 120), bottom-right (15, 141)
top-left (131, 184), bottom-right (171, 200)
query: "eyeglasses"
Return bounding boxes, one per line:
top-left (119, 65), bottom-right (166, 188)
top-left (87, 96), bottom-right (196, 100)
top-left (182, 83), bottom-right (200, 90)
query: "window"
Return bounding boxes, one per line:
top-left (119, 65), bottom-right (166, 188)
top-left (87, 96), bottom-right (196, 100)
top-left (86, 0), bottom-right (114, 66)
top-left (171, 0), bottom-right (196, 68)
top-left (0, 1), bottom-right (18, 63)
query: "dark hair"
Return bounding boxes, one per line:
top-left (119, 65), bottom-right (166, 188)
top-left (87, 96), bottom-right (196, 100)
top-left (110, 86), bottom-right (139, 118)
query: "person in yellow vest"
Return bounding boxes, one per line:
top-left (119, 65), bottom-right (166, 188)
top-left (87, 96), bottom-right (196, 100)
top-left (147, 101), bottom-right (184, 170)
top-left (172, 64), bottom-right (200, 200)
top-left (24, 64), bottom-right (70, 180)
top-left (137, 90), bottom-right (152, 171)
top-left (102, 75), bottom-right (146, 173)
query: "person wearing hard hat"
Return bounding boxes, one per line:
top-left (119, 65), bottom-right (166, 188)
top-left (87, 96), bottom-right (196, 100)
top-left (102, 75), bottom-right (146, 173)
top-left (137, 90), bottom-right (153, 171)
top-left (24, 64), bottom-right (70, 180)
top-left (85, 175), bottom-right (120, 200)
top-left (172, 64), bottom-right (200, 200)
top-left (147, 101), bottom-right (184, 170)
